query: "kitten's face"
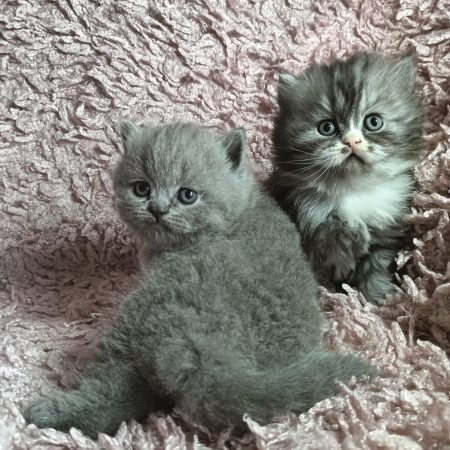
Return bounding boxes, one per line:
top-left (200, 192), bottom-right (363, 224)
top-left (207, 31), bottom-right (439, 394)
top-left (113, 122), bottom-right (251, 249)
top-left (274, 53), bottom-right (423, 181)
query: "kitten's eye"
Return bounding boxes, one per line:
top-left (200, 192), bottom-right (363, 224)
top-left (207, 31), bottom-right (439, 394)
top-left (317, 120), bottom-right (338, 136)
top-left (364, 114), bottom-right (384, 131)
top-left (178, 188), bottom-right (198, 205)
top-left (133, 181), bottom-right (151, 197)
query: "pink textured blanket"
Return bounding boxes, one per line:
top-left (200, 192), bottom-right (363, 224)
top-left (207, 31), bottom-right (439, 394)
top-left (1, 1), bottom-right (450, 449)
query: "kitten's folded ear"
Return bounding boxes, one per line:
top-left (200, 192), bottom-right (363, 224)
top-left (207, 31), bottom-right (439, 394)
top-left (119, 120), bottom-right (140, 152)
top-left (221, 128), bottom-right (248, 173)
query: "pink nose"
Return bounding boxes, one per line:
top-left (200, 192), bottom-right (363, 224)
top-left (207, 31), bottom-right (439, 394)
top-left (343, 138), bottom-right (362, 152)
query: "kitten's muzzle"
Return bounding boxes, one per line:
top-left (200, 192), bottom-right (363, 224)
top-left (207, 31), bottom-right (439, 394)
top-left (148, 205), bottom-right (169, 222)
top-left (341, 131), bottom-right (368, 156)
top-left (346, 153), bottom-right (365, 164)
top-left (343, 138), bottom-right (362, 151)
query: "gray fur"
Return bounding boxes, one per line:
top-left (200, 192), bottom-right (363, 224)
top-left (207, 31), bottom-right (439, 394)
top-left (266, 53), bottom-right (423, 304)
top-left (25, 122), bottom-right (375, 438)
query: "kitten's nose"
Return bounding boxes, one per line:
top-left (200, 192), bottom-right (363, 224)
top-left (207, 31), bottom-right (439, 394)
top-left (148, 205), bottom-right (169, 222)
top-left (342, 132), bottom-right (364, 153)
top-left (343, 137), bottom-right (362, 151)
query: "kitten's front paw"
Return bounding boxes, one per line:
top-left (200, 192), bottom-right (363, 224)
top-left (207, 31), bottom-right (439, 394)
top-left (350, 222), bottom-right (370, 256)
top-left (332, 261), bottom-right (355, 282)
top-left (363, 276), bottom-right (396, 305)
top-left (24, 397), bottom-right (68, 432)
top-left (328, 214), bottom-right (370, 256)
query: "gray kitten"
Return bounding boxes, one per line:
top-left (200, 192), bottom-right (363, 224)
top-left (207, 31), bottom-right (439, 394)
top-left (25, 122), bottom-right (374, 438)
top-left (266, 53), bottom-right (423, 304)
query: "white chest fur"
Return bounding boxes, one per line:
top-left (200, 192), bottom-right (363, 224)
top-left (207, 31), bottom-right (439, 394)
top-left (338, 173), bottom-right (412, 230)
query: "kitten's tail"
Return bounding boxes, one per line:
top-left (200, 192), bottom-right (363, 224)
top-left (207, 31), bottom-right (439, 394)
top-left (155, 337), bottom-right (376, 430)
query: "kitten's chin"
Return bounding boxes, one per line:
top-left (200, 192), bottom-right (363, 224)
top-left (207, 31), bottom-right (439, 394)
top-left (138, 225), bottom-right (195, 258)
top-left (149, 222), bottom-right (186, 240)
top-left (340, 154), bottom-right (370, 173)
top-left (158, 221), bottom-right (195, 237)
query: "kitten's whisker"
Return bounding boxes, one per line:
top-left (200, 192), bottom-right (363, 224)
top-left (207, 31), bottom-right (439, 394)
top-left (277, 158), bottom-right (321, 164)
top-left (279, 155), bottom-right (328, 165)
top-left (295, 165), bottom-right (328, 179)
top-left (290, 141), bottom-right (323, 151)
top-left (288, 146), bottom-right (318, 155)
top-left (306, 164), bottom-right (331, 184)
top-left (290, 158), bottom-right (332, 174)
top-left (280, 161), bottom-right (322, 168)
top-left (291, 164), bottom-right (321, 174)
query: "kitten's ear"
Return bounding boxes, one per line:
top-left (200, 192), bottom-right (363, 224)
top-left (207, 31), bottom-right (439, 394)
top-left (397, 54), bottom-right (416, 72)
top-left (391, 54), bottom-right (417, 90)
top-left (277, 73), bottom-right (298, 105)
top-left (119, 120), bottom-right (140, 152)
top-left (221, 128), bottom-right (247, 172)
top-left (279, 73), bottom-right (298, 86)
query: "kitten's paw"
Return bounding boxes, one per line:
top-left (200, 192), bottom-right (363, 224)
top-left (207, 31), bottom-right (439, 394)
top-left (329, 216), bottom-right (370, 257)
top-left (363, 279), bottom-right (396, 305)
top-left (24, 397), bottom-right (68, 431)
top-left (350, 223), bottom-right (370, 256)
top-left (384, 286), bottom-right (405, 304)
top-left (24, 394), bottom-right (100, 438)
top-left (333, 262), bottom-right (355, 282)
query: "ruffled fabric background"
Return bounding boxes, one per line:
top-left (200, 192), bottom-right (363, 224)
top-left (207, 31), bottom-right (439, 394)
top-left (1, 0), bottom-right (449, 449)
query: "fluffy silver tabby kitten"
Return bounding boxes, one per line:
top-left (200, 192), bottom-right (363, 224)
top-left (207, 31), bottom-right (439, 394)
top-left (25, 122), bottom-right (374, 438)
top-left (266, 53), bottom-right (423, 304)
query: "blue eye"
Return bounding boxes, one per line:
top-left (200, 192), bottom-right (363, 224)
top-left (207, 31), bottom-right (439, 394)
top-left (133, 181), bottom-right (150, 197)
top-left (178, 188), bottom-right (198, 205)
top-left (317, 120), bottom-right (338, 136)
top-left (364, 114), bottom-right (383, 131)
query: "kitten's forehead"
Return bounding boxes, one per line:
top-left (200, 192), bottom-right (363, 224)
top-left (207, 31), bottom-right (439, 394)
top-left (133, 124), bottom-right (226, 187)
top-left (294, 54), bottom-right (415, 125)
top-left (319, 57), bottom-right (374, 123)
